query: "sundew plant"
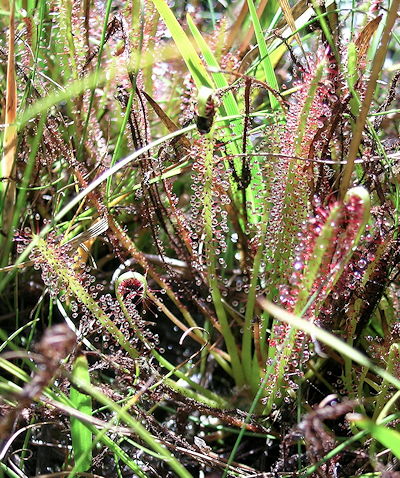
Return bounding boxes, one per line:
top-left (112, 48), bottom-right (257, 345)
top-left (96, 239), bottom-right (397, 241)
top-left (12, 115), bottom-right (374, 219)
top-left (0, 0), bottom-right (399, 476)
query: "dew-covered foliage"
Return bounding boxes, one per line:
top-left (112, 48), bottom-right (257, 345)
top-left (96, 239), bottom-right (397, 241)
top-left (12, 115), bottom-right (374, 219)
top-left (0, 0), bottom-right (399, 476)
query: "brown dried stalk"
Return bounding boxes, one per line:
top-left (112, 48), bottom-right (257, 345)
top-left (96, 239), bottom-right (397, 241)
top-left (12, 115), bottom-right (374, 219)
top-left (0, 0), bottom-right (17, 239)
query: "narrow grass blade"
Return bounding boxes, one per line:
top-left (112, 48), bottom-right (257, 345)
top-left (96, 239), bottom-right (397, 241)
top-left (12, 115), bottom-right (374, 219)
top-left (259, 298), bottom-right (400, 391)
top-left (301, 413), bottom-right (400, 476)
top-left (186, 14), bottom-right (256, 201)
top-left (0, 125), bottom-right (195, 291)
top-left (0, 319), bottom-right (39, 353)
top-left (71, 375), bottom-right (194, 478)
top-left (276, 0), bottom-right (306, 58)
top-left (246, 0), bottom-right (280, 109)
top-left (239, 0), bottom-right (271, 55)
top-left (348, 414), bottom-right (400, 459)
top-left (309, 0), bottom-right (339, 60)
top-left (186, 15), bottom-right (238, 104)
top-left (150, 0), bottom-right (213, 88)
top-left (70, 355), bottom-right (92, 472)
top-left (141, 90), bottom-right (191, 152)
top-left (0, 359), bottom-right (148, 478)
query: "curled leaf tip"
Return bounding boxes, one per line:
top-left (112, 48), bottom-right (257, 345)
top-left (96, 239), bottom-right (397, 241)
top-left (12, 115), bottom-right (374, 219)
top-left (115, 271), bottom-right (148, 300)
top-left (344, 185), bottom-right (371, 205)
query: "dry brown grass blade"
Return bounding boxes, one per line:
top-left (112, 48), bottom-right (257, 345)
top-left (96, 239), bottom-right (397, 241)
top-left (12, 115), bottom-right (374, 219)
top-left (355, 15), bottom-right (382, 68)
top-left (225, 1), bottom-right (249, 53)
top-left (1, 0), bottom-right (17, 235)
top-left (275, 0), bottom-right (308, 30)
top-left (325, 0), bottom-right (339, 43)
top-left (238, 0), bottom-right (309, 73)
top-left (239, 0), bottom-right (269, 55)
top-left (340, 0), bottom-right (399, 197)
top-left (276, 0), bottom-right (307, 59)
top-left (141, 89), bottom-right (191, 153)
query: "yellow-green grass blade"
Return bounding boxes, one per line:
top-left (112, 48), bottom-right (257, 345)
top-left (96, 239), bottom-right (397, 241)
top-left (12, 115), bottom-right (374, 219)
top-left (186, 14), bottom-right (240, 111)
top-left (348, 415), bottom-right (400, 459)
top-left (246, 0), bottom-right (280, 109)
top-left (259, 298), bottom-right (400, 391)
top-left (150, 0), bottom-right (213, 89)
top-left (186, 15), bottom-right (260, 214)
top-left (70, 355), bottom-right (93, 472)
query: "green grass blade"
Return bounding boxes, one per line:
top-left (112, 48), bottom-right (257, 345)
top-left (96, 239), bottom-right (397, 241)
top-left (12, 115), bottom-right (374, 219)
top-left (0, 318), bottom-right (39, 353)
top-left (186, 14), bottom-right (237, 101)
top-left (301, 413), bottom-right (400, 476)
top-left (70, 355), bottom-right (92, 472)
top-left (246, 0), bottom-right (280, 109)
top-left (0, 359), bottom-right (148, 478)
top-left (348, 415), bottom-right (400, 459)
top-left (259, 298), bottom-right (400, 391)
top-left (150, 0), bottom-right (213, 89)
top-left (185, 14), bottom-right (259, 215)
top-left (0, 461), bottom-right (21, 478)
top-left (71, 374), bottom-right (194, 478)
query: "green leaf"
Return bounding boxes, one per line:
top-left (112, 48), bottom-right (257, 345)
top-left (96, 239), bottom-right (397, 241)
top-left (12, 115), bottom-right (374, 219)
top-left (186, 14), bottom-right (241, 118)
top-left (150, 0), bottom-right (212, 89)
top-left (185, 13), bottom-right (265, 220)
top-left (70, 355), bottom-right (92, 472)
top-left (246, 0), bottom-right (280, 109)
top-left (349, 415), bottom-right (400, 459)
top-left (259, 298), bottom-right (400, 391)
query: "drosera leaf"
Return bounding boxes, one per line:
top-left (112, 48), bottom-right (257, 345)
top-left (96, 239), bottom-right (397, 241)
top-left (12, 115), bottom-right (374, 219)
top-left (150, 0), bottom-right (258, 217)
top-left (347, 414), bottom-right (400, 459)
top-left (293, 58), bottom-right (326, 156)
top-left (263, 187), bottom-right (371, 412)
top-left (292, 201), bottom-right (343, 315)
top-left (297, 185), bottom-right (371, 314)
top-left (70, 354), bottom-right (92, 472)
top-left (153, 1), bottom-right (263, 221)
